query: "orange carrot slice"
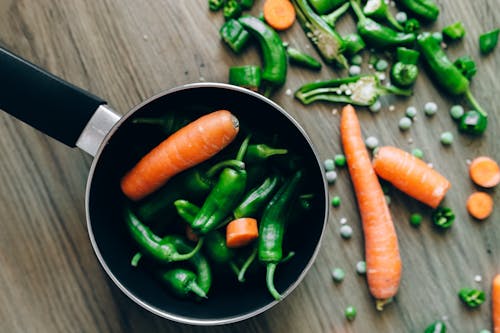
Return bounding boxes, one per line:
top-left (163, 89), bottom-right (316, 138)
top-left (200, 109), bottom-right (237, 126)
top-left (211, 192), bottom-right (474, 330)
top-left (466, 191), bottom-right (494, 220)
top-left (121, 110), bottom-right (239, 201)
top-left (263, 0), bottom-right (296, 31)
top-left (469, 156), bottom-right (500, 188)
top-left (372, 146), bottom-right (451, 208)
top-left (340, 105), bottom-right (402, 310)
top-left (226, 218), bottom-right (259, 248)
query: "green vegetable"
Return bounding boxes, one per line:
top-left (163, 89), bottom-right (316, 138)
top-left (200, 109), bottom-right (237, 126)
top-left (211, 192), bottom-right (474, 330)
top-left (321, 2), bottom-right (351, 28)
top-left (349, 65), bottom-right (361, 76)
top-left (458, 110), bottom-right (487, 135)
top-left (453, 56), bottom-right (477, 80)
top-left (334, 154), bottom-right (346, 167)
top-left (432, 31), bottom-right (443, 43)
top-left (343, 33), bottom-right (367, 56)
top-left (132, 112), bottom-right (191, 136)
top-left (398, 117), bottom-right (412, 130)
top-left (324, 159), bottom-right (335, 171)
top-left (369, 100), bottom-right (382, 112)
top-left (350, 53), bottom-right (363, 65)
top-left (286, 47), bottom-right (323, 70)
top-left (363, 0), bottom-right (404, 31)
top-left (432, 206), bottom-right (455, 229)
top-left (344, 306), bottom-right (357, 320)
top-left (223, 0), bottom-right (243, 20)
top-left (479, 28), bottom-right (500, 54)
top-left (233, 174), bottom-right (281, 219)
top-left (159, 269), bottom-right (208, 299)
top-left (238, 16), bottom-right (288, 92)
top-left (396, 0), bottom-right (439, 22)
top-left (244, 144), bottom-right (288, 163)
top-left (209, 0), bottom-right (225, 11)
top-left (291, 0), bottom-right (348, 67)
top-left (295, 74), bottom-right (412, 106)
top-left (458, 288), bottom-right (486, 308)
top-left (409, 213), bottom-right (422, 227)
top-left (326, 170), bottom-right (338, 184)
top-left (440, 131), bottom-right (454, 145)
top-left (229, 65), bottom-right (262, 91)
top-left (391, 47), bottom-right (420, 87)
top-left (239, 0), bottom-right (255, 9)
top-left (374, 59), bottom-right (389, 71)
top-left (350, 0), bottom-right (416, 49)
top-left (258, 170), bottom-right (303, 300)
top-left (307, 0), bottom-right (347, 15)
top-left (365, 135), bottom-right (379, 150)
top-left (331, 267), bottom-right (345, 282)
top-left (449, 105), bottom-right (465, 120)
top-left (405, 106), bottom-right (417, 118)
top-left (424, 320), bottom-right (446, 333)
top-left (331, 195), bottom-right (341, 207)
top-left (395, 11), bottom-right (408, 24)
top-left (396, 47), bottom-right (420, 65)
top-left (403, 18), bottom-right (420, 33)
top-left (442, 21), bottom-right (466, 41)
top-left (220, 19), bottom-right (250, 53)
top-left (340, 224), bottom-right (353, 239)
top-left (356, 261), bottom-right (366, 274)
top-left (411, 148), bottom-right (423, 158)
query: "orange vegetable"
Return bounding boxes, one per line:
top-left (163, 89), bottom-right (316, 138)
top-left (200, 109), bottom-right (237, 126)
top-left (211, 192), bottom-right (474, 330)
top-left (372, 146), bottom-right (451, 208)
top-left (469, 156), bottom-right (500, 188)
top-left (493, 274), bottom-right (500, 333)
top-left (121, 110), bottom-right (239, 201)
top-left (263, 0), bottom-right (296, 31)
top-left (226, 218), bottom-right (259, 248)
top-left (466, 191), bottom-right (494, 220)
top-left (340, 105), bottom-right (402, 310)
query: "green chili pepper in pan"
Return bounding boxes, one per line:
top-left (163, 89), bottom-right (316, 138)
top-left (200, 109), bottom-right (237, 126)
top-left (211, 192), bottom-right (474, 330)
top-left (320, 2), bottom-right (350, 28)
top-left (424, 320), bottom-right (446, 333)
top-left (417, 32), bottom-right (488, 134)
top-left (220, 19), bottom-right (250, 54)
top-left (390, 47), bottom-right (420, 87)
top-left (395, 0), bottom-right (439, 22)
top-left (291, 0), bottom-right (348, 68)
top-left (453, 56), bottom-right (476, 80)
top-left (159, 269), bottom-right (208, 299)
top-left (244, 144), bottom-right (288, 163)
top-left (308, 0), bottom-right (347, 15)
top-left (351, 0), bottom-right (415, 49)
top-left (234, 174), bottom-right (281, 219)
top-left (125, 208), bottom-right (203, 263)
top-left (479, 28), bottom-right (500, 54)
top-left (458, 288), bottom-right (486, 308)
top-left (259, 170), bottom-right (303, 300)
top-left (229, 65), bottom-right (262, 91)
top-left (431, 206), bottom-right (455, 229)
top-left (363, 0), bottom-right (404, 31)
top-left (295, 74), bottom-right (412, 106)
top-left (286, 47), bottom-right (322, 70)
top-left (342, 33), bottom-right (366, 56)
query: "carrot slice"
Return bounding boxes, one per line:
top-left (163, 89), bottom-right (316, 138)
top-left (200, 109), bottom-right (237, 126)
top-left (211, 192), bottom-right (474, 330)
top-left (121, 110), bottom-right (239, 201)
top-left (372, 146), bottom-right (451, 208)
top-left (466, 191), bottom-right (494, 220)
top-left (340, 105), bottom-right (401, 310)
top-left (263, 0), bottom-right (296, 31)
top-left (226, 218), bottom-right (259, 248)
top-left (493, 274), bottom-right (500, 332)
top-left (469, 156), bottom-right (500, 188)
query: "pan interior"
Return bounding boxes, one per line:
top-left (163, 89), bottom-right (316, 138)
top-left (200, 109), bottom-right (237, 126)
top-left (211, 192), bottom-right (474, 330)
top-left (87, 85), bottom-right (327, 323)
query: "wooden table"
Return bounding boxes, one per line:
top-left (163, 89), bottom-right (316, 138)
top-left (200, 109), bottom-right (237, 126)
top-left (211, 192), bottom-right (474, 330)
top-left (0, 0), bottom-right (498, 332)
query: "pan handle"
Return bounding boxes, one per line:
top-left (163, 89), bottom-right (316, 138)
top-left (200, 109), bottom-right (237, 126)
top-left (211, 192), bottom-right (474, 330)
top-left (0, 47), bottom-right (120, 156)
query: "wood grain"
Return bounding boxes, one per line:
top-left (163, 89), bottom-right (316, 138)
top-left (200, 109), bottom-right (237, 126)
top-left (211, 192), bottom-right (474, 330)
top-left (0, 0), bottom-right (498, 332)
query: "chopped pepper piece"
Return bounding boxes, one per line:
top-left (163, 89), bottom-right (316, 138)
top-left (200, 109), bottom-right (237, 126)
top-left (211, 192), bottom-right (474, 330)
top-left (229, 65), bottom-right (262, 91)
top-left (453, 55), bottom-right (476, 80)
top-left (479, 28), bottom-right (500, 54)
top-left (220, 19), bottom-right (250, 53)
top-left (363, 0), bottom-right (404, 31)
top-left (442, 21), bottom-right (466, 41)
top-left (286, 47), bottom-right (322, 70)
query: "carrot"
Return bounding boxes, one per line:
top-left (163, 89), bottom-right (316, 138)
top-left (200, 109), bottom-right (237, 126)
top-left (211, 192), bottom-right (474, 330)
top-left (226, 218), bottom-right (259, 248)
top-left (372, 146), bottom-right (451, 208)
top-left (466, 191), bottom-right (494, 220)
top-left (340, 105), bottom-right (402, 310)
top-left (263, 0), bottom-right (296, 31)
top-left (469, 156), bottom-right (500, 188)
top-left (121, 110), bottom-right (239, 201)
top-left (493, 274), bottom-right (500, 333)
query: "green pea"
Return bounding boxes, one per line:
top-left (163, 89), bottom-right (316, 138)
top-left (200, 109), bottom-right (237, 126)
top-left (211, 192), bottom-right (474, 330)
top-left (331, 195), bottom-right (341, 207)
top-left (395, 11), bottom-right (408, 24)
top-left (331, 267), bottom-right (345, 283)
top-left (405, 106), bottom-right (417, 118)
top-left (340, 225), bottom-right (353, 239)
top-left (458, 287), bottom-right (485, 308)
top-left (350, 54), bottom-right (363, 66)
top-left (324, 158), bottom-right (335, 171)
top-left (349, 65), bottom-right (361, 76)
top-left (326, 170), bottom-right (338, 184)
top-left (384, 195), bottom-right (391, 205)
top-left (411, 148), bottom-right (424, 159)
top-left (478, 330), bottom-right (491, 333)
top-left (440, 131), bottom-right (454, 145)
top-left (375, 59), bottom-right (389, 72)
top-left (450, 105), bottom-right (465, 120)
top-left (409, 213), bottom-right (422, 227)
top-left (345, 306), bottom-right (357, 321)
top-left (365, 136), bottom-right (379, 150)
top-left (356, 261), bottom-right (366, 274)
top-left (369, 100), bottom-right (382, 113)
top-left (334, 154), bottom-right (346, 167)
top-left (424, 102), bottom-right (438, 116)
top-left (398, 117), bottom-right (412, 131)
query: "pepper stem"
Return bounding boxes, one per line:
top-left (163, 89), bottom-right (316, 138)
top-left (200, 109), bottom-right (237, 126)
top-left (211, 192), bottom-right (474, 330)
top-left (131, 252), bottom-right (143, 267)
top-left (350, 0), bottom-right (366, 22)
top-left (236, 134), bottom-right (252, 161)
top-left (238, 246), bottom-right (258, 282)
top-left (379, 84), bottom-right (413, 97)
top-left (229, 261), bottom-right (241, 278)
top-left (205, 159), bottom-right (245, 178)
top-left (188, 281), bottom-right (208, 299)
top-left (172, 237), bottom-right (204, 261)
top-left (464, 88), bottom-right (488, 118)
top-left (321, 2), bottom-right (350, 28)
top-left (266, 263), bottom-right (282, 301)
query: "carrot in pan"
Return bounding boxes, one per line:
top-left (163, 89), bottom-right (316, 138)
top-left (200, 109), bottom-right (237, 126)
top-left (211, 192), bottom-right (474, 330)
top-left (121, 110), bottom-right (240, 201)
top-left (372, 146), bottom-right (451, 208)
top-left (226, 217), bottom-right (259, 248)
top-left (466, 191), bottom-right (494, 220)
top-left (469, 156), bottom-right (500, 188)
top-left (263, 0), bottom-right (296, 31)
top-left (340, 104), bottom-right (402, 311)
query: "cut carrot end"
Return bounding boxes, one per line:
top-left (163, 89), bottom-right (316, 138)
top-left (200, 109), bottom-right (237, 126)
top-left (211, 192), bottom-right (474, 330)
top-left (263, 0), bottom-right (296, 31)
top-left (466, 191), bottom-right (494, 220)
top-left (469, 156), bottom-right (500, 188)
top-left (226, 218), bottom-right (259, 248)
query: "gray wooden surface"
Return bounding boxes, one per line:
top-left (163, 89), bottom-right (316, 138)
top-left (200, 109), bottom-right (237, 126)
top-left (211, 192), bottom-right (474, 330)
top-left (0, 0), bottom-right (498, 332)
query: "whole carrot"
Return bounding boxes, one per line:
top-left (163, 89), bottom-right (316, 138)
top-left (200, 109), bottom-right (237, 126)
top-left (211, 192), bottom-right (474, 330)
top-left (372, 146), bottom-right (451, 208)
top-left (493, 274), bottom-right (500, 332)
top-left (121, 110), bottom-right (240, 201)
top-left (340, 104), bottom-right (402, 310)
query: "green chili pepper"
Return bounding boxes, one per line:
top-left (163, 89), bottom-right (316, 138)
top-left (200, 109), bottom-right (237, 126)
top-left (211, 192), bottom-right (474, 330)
top-left (223, 0), bottom-right (243, 20)
top-left (458, 110), bottom-right (488, 135)
top-left (396, 46), bottom-right (420, 64)
top-left (396, 0), bottom-right (439, 22)
top-left (125, 208), bottom-right (203, 263)
top-left (286, 47), bottom-right (322, 70)
top-left (431, 206), bottom-right (455, 229)
top-left (453, 56), bottom-right (477, 80)
top-left (424, 320), bottom-right (446, 333)
top-left (417, 32), bottom-right (488, 132)
top-left (350, 0), bottom-right (416, 49)
top-left (229, 65), bottom-right (262, 91)
top-left (391, 48), bottom-right (419, 87)
top-left (320, 2), bottom-right (351, 28)
top-left (363, 0), bottom-right (404, 31)
top-left (295, 74), bottom-right (412, 106)
top-left (342, 33), bottom-right (366, 56)
top-left (132, 113), bottom-right (191, 135)
top-left (191, 136), bottom-right (250, 234)
top-left (259, 170), bottom-right (303, 300)
top-left (291, 0), bottom-right (348, 68)
top-left (238, 16), bottom-right (287, 93)
top-left (308, 0), bottom-right (347, 15)
top-left (239, 0), bottom-right (255, 9)
top-left (209, 0), bottom-right (225, 11)
top-left (479, 29), bottom-right (500, 54)
top-left (159, 269), bottom-right (208, 299)
top-left (234, 173), bottom-right (281, 218)
top-left (442, 21), bottom-right (466, 41)
top-left (458, 288), bottom-right (486, 308)
top-left (244, 144), bottom-right (288, 163)
top-left (220, 19), bottom-right (250, 54)
top-left (403, 18), bottom-right (420, 33)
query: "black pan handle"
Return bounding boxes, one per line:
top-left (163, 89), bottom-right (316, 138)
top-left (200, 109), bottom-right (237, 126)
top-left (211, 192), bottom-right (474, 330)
top-left (0, 47), bottom-right (107, 147)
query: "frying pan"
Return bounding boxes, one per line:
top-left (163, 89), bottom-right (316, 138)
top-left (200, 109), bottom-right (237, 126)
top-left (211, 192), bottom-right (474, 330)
top-left (0, 47), bottom-right (328, 325)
